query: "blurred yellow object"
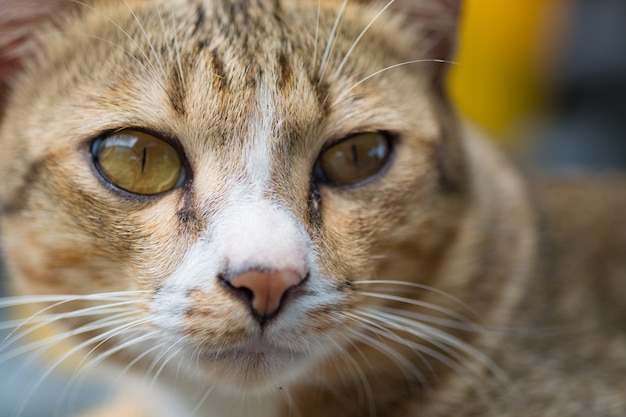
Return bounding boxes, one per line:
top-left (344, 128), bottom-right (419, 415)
top-left (13, 301), bottom-right (84, 370)
top-left (448, 0), bottom-right (559, 143)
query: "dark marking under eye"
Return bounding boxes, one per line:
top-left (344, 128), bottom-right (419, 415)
top-left (307, 183), bottom-right (323, 229)
top-left (176, 181), bottom-right (203, 236)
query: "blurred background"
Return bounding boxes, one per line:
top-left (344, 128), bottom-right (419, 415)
top-left (1, 0), bottom-right (626, 415)
top-left (449, 0), bottom-right (626, 171)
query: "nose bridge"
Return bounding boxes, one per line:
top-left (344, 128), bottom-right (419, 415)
top-left (212, 195), bottom-right (309, 276)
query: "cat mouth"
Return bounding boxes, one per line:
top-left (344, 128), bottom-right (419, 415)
top-left (202, 338), bottom-right (305, 362)
top-left (190, 337), bottom-right (313, 389)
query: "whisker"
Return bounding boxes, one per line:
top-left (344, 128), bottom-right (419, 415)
top-left (333, 0), bottom-right (396, 80)
top-left (1, 301), bottom-right (142, 349)
top-left (344, 311), bottom-right (432, 380)
top-left (57, 31), bottom-right (168, 94)
top-left (121, 0), bottom-right (167, 79)
top-left (170, 5), bottom-right (186, 91)
top-left (189, 384), bottom-right (214, 417)
top-left (329, 58), bottom-right (455, 107)
top-left (369, 308), bottom-right (507, 384)
top-left (351, 308), bottom-right (504, 403)
top-left (60, 328), bottom-right (159, 413)
top-left (0, 311), bottom-right (141, 363)
top-left (348, 325), bottom-right (427, 389)
top-left (0, 291), bottom-right (148, 309)
top-left (13, 316), bottom-right (152, 417)
top-left (68, 0), bottom-right (165, 82)
top-left (78, 327), bottom-right (159, 371)
top-left (0, 310), bottom-right (135, 356)
top-left (153, 3), bottom-right (186, 92)
top-left (312, 0), bottom-right (321, 72)
top-left (145, 340), bottom-right (185, 395)
top-left (353, 290), bottom-right (473, 324)
top-left (333, 337), bottom-right (377, 417)
top-left (353, 280), bottom-right (479, 317)
top-left (359, 309), bottom-right (473, 367)
top-left (355, 309), bottom-right (490, 396)
top-left (379, 306), bottom-right (484, 333)
top-left (111, 330), bottom-right (165, 385)
top-left (318, 0), bottom-right (348, 85)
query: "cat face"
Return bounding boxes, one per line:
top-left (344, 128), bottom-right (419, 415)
top-left (0, 0), bottom-right (469, 394)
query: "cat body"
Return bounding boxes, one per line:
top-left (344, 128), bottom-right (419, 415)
top-left (0, 0), bottom-right (625, 416)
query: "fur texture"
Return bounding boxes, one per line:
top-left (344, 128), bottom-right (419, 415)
top-left (0, 1), bottom-right (625, 416)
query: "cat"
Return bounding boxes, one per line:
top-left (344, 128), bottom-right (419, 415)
top-left (0, 0), bottom-right (625, 416)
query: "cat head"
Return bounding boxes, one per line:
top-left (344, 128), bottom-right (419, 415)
top-left (0, 0), bottom-right (518, 396)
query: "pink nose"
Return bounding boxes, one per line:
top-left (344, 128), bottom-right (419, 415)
top-left (229, 269), bottom-right (304, 319)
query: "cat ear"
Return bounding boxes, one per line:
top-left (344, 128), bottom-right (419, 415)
top-left (0, 0), bottom-right (77, 105)
top-left (354, 0), bottom-right (461, 86)
top-left (354, 0), bottom-right (461, 61)
top-left (392, 0), bottom-right (461, 61)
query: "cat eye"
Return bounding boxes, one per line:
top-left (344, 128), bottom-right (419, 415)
top-left (315, 132), bottom-right (391, 186)
top-left (92, 130), bottom-right (185, 195)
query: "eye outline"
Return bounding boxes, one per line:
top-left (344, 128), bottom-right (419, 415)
top-left (89, 128), bottom-right (191, 199)
top-left (313, 131), bottom-right (396, 188)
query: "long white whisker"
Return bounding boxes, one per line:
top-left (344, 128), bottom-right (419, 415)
top-left (0, 311), bottom-right (141, 363)
top-left (370, 309), bottom-right (507, 384)
top-left (69, 0), bottom-right (165, 82)
top-left (379, 306), bottom-right (485, 333)
top-left (359, 309), bottom-right (474, 370)
top-left (356, 309), bottom-right (488, 396)
top-left (170, 5), bottom-right (186, 90)
top-left (318, 0), bottom-right (348, 84)
top-left (333, 0), bottom-right (396, 79)
top-left (0, 291), bottom-right (148, 309)
top-left (349, 326), bottom-right (427, 389)
top-left (58, 31), bottom-right (166, 92)
top-left (60, 328), bottom-right (159, 412)
top-left (190, 384), bottom-right (215, 417)
top-left (354, 290), bottom-right (472, 324)
top-left (121, 0), bottom-right (167, 79)
top-left (312, 0), bottom-right (321, 72)
top-left (145, 340), bottom-right (185, 395)
top-left (154, 3), bottom-right (186, 92)
top-left (353, 280), bottom-right (480, 317)
top-left (13, 316), bottom-right (152, 417)
top-left (329, 59), bottom-right (455, 107)
top-left (344, 311), bottom-right (432, 379)
top-left (112, 337), bottom-right (167, 386)
top-left (2, 301), bottom-right (141, 349)
top-left (155, 3), bottom-right (175, 65)
top-left (77, 326), bottom-right (158, 372)
top-left (334, 337), bottom-right (377, 417)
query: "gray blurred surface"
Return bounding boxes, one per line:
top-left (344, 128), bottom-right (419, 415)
top-left (0, 260), bottom-right (107, 417)
top-left (532, 0), bottom-right (626, 172)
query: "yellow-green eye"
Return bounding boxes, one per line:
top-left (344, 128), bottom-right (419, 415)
top-left (316, 132), bottom-right (391, 185)
top-left (93, 130), bottom-right (184, 195)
